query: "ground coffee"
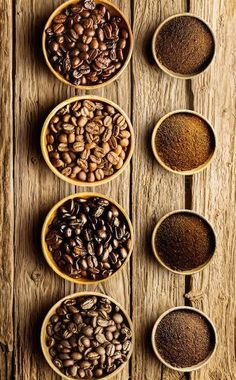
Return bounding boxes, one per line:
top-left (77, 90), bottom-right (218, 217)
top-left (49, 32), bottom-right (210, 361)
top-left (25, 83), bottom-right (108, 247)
top-left (155, 15), bottom-right (214, 75)
top-left (155, 212), bottom-right (215, 271)
top-left (155, 113), bottom-right (215, 172)
top-left (155, 310), bottom-right (215, 368)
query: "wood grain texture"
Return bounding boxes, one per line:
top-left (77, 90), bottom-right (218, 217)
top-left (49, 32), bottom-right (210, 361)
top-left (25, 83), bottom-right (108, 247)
top-left (188, 1), bottom-right (236, 379)
top-left (0, 1), bottom-right (14, 379)
top-left (1, 0), bottom-right (236, 379)
top-left (132, 0), bottom-right (189, 379)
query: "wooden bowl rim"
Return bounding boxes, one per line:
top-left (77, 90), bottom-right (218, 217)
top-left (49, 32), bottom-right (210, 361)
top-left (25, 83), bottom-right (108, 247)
top-left (40, 94), bottom-right (135, 186)
top-left (151, 209), bottom-right (217, 275)
top-left (151, 305), bottom-right (218, 372)
top-left (42, 0), bottom-right (133, 90)
top-left (41, 291), bottom-right (134, 380)
top-left (41, 192), bottom-right (134, 284)
top-left (152, 12), bottom-right (216, 79)
top-left (151, 109), bottom-right (217, 175)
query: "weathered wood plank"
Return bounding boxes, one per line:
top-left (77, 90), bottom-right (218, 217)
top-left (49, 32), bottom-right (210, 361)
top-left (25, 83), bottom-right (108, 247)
top-left (0, 1), bottom-right (14, 379)
top-left (189, 1), bottom-right (236, 379)
top-left (14, 0), bottom-right (131, 379)
top-left (132, 1), bottom-right (189, 379)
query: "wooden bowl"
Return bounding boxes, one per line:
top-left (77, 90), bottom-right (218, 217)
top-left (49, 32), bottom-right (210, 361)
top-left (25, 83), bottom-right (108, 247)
top-left (41, 192), bottom-right (134, 284)
top-left (152, 13), bottom-right (216, 79)
top-left (42, 0), bottom-right (133, 90)
top-left (41, 95), bottom-right (134, 186)
top-left (151, 109), bottom-right (216, 175)
top-left (41, 291), bottom-right (134, 380)
top-left (151, 209), bottom-right (216, 275)
top-left (151, 306), bottom-right (217, 372)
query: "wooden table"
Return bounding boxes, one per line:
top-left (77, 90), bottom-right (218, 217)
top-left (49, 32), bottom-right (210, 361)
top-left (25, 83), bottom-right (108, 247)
top-left (1, 0), bottom-right (235, 379)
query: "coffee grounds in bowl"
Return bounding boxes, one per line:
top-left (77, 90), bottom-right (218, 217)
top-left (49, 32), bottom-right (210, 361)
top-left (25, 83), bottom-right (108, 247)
top-left (155, 310), bottom-right (215, 368)
top-left (155, 113), bottom-right (215, 172)
top-left (154, 212), bottom-right (215, 271)
top-left (155, 16), bottom-right (214, 75)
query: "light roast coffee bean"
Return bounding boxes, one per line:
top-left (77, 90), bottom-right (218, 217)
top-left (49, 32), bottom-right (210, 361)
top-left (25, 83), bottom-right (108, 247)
top-left (46, 99), bottom-right (131, 183)
top-left (45, 0), bottom-right (130, 86)
top-left (45, 196), bottom-right (132, 280)
top-left (45, 295), bottom-right (132, 378)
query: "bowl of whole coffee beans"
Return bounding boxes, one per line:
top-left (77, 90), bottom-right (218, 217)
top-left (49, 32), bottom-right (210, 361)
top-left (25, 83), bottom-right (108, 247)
top-left (41, 95), bottom-right (134, 186)
top-left (151, 306), bottom-right (217, 372)
top-left (152, 209), bottom-right (216, 275)
top-left (151, 110), bottom-right (216, 175)
top-left (42, 0), bottom-right (133, 89)
top-left (152, 13), bottom-right (215, 79)
top-left (41, 292), bottom-right (134, 379)
top-left (41, 193), bottom-right (133, 283)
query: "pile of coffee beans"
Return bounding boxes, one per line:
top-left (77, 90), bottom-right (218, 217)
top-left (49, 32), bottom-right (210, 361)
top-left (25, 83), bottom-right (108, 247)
top-left (155, 16), bottom-right (214, 76)
top-left (154, 212), bottom-right (215, 271)
top-left (46, 295), bottom-right (132, 378)
top-left (45, 0), bottom-right (130, 86)
top-left (45, 196), bottom-right (132, 280)
top-left (46, 99), bottom-right (131, 183)
top-left (155, 309), bottom-right (215, 368)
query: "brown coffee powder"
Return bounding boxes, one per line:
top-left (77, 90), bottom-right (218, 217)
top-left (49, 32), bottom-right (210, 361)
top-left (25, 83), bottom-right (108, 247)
top-left (155, 310), bottom-right (215, 368)
top-left (155, 212), bottom-right (215, 271)
top-left (155, 16), bottom-right (214, 75)
top-left (155, 113), bottom-right (215, 172)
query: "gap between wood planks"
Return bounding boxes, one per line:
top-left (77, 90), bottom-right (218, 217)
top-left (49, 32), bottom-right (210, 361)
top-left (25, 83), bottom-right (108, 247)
top-left (11, 0), bottom-right (16, 378)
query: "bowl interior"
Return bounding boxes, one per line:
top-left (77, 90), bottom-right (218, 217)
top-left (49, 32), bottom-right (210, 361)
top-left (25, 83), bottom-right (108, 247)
top-left (41, 192), bottom-right (134, 284)
top-left (152, 13), bottom-right (216, 79)
top-left (151, 209), bottom-right (216, 275)
top-left (41, 291), bottom-right (134, 380)
top-left (42, 0), bottom-right (133, 90)
top-left (41, 95), bottom-right (134, 187)
top-left (151, 306), bottom-right (217, 372)
top-left (151, 109), bottom-right (216, 176)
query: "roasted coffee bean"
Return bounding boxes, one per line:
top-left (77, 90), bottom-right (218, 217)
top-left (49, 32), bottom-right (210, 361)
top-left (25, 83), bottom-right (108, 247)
top-left (46, 99), bottom-right (131, 183)
top-left (45, 0), bottom-right (130, 86)
top-left (45, 196), bottom-right (131, 281)
top-left (46, 295), bottom-right (132, 379)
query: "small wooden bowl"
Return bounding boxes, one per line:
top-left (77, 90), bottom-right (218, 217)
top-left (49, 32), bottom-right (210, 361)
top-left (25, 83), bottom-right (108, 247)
top-left (41, 291), bottom-right (134, 380)
top-left (151, 306), bottom-right (217, 372)
top-left (42, 0), bottom-right (133, 90)
top-left (151, 109), bottom-right (216, 175)
top-left (41, 95), bottom-right (134, 186)
top-left (41, 192), bottom-right (134, 284)
top-left (151, 209), bottom-right (216, 275)
top-left (152, 13), bottom-right (216, 79)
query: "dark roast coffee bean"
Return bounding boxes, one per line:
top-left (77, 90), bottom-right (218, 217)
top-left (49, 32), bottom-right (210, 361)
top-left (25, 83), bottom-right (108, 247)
top-left (45, 295), bottom-right (132, 379)
top-left (45, 0), bottom-right (130, 86)
top-left (45, 196), bottom-right (131, 281)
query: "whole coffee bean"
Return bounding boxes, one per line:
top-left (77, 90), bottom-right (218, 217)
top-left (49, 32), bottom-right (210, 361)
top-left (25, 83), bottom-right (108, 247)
top-left (45, 295), bottom-right (132, 379)
top-left (45, 196), bottom-right (131, 281)
top-left (71, 352), bottom-right (83, 361)
top-left (45, 0), bottom-right (130, 86)
top-left (46, 99), bottom-right (131, 183)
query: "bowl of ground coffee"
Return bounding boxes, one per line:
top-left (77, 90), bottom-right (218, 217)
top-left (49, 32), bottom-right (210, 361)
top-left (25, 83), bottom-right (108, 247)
top-left (152, 210), bottom-right (216, 275)
top-left (41, 192), bottom-right (133, 284)
top-left (42, 0), bottom-right (133, 89)
top-left (151, 110), bottom-right (216, 175)
top-left (151, 306), bottom-right (217, 371)
top-left (152, 14), bottom-right (215, 78)
top-left (41, 291), bottom-right (134, 379)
